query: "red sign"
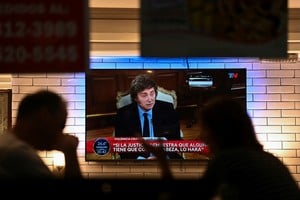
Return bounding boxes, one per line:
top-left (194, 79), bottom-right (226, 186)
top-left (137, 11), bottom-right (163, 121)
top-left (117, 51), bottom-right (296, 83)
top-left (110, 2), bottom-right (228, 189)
top-left (0, 0), bottom-right (89, 73)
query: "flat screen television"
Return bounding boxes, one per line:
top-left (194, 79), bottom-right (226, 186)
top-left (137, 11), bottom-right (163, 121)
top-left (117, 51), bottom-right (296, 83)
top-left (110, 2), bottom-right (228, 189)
top-left (85, 68), bottom-right (246, 161)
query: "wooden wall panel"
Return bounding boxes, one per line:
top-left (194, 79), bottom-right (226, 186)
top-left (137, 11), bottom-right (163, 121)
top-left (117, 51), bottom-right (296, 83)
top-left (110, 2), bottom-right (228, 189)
top-left (89, 8), bottom-right (300, 55)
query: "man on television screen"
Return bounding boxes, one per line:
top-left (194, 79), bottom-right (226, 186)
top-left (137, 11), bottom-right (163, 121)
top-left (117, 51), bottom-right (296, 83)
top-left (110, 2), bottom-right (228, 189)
top-left (114, 74), bottom-right (183, 160)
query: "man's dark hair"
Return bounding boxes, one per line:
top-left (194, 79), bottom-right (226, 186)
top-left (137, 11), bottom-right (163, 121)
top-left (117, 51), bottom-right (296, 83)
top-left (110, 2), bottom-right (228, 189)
top-left (16, 90), bottom-right (66, 122)
top-left (129, 74), bottom-right (158, 101)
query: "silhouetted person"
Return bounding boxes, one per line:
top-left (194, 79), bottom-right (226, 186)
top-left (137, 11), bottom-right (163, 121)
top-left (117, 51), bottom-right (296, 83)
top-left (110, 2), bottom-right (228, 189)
top-left (0, 90), bottom-right (82, 179)
top-left (142, 95), bottom-right (300, 199)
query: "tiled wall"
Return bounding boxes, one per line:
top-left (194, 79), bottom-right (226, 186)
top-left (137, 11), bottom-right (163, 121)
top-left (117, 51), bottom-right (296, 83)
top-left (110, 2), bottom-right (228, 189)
top-left (10, 56), bottom-right (300, 185)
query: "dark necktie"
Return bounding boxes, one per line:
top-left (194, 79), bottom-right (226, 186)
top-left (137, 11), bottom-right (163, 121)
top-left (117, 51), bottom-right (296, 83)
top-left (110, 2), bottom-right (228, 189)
top-left (143, 113), bottom-right (150, 137)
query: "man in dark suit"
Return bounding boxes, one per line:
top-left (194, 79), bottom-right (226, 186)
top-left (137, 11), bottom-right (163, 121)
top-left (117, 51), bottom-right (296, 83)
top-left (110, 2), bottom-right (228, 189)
top-left (114, 74), bottom-right (183, 160)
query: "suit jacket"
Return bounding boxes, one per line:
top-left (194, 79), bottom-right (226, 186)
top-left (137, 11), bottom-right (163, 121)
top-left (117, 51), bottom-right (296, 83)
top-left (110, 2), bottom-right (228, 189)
top-left (114, 100), bottom-right (183, 159)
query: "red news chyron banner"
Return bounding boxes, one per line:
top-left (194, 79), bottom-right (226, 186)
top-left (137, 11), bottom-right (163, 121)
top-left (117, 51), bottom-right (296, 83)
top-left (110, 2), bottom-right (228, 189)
top-left (87, 137), bottom-right (209, 156)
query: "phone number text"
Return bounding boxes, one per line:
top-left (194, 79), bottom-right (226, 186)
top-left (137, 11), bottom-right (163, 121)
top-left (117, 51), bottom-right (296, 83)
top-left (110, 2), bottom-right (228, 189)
top-left (0, 45), bottom-right (78, 63)
top-left (0, 21), bottom-right (77, 38)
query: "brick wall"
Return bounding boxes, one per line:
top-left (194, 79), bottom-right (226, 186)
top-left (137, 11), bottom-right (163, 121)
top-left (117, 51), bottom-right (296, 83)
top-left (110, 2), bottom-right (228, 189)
top-left (10, 56), bottom-right (300, 185)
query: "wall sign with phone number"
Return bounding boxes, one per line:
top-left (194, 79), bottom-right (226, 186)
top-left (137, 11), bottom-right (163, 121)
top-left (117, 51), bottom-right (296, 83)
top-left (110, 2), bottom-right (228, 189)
top-left (0, 0), bottom-right (88, 73)
top-left (0, 21), bottom-right (77, 38)
top-left (0, 45), bottom-right (77, 63)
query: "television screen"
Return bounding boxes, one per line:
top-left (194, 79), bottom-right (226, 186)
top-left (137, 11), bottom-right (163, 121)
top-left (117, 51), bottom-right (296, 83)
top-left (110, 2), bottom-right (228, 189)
top-left (85, 68), bottom-right (246, 161)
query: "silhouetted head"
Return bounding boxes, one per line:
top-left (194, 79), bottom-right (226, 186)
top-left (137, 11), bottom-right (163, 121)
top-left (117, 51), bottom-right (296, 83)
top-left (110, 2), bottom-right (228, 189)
top-left (14, 90), bottom-right (67, 150)
top-left (198, 95), bottom-right (263, 155)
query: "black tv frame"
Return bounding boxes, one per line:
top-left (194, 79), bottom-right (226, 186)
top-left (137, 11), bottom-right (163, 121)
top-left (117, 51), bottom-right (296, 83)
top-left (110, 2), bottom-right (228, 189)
top-left (85, 68), bottom-right (246, 161)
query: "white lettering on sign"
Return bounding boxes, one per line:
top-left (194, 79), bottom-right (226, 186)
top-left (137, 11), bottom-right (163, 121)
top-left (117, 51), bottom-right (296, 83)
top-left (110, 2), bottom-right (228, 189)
top-left (0, 0), bottom-right (87, 73)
